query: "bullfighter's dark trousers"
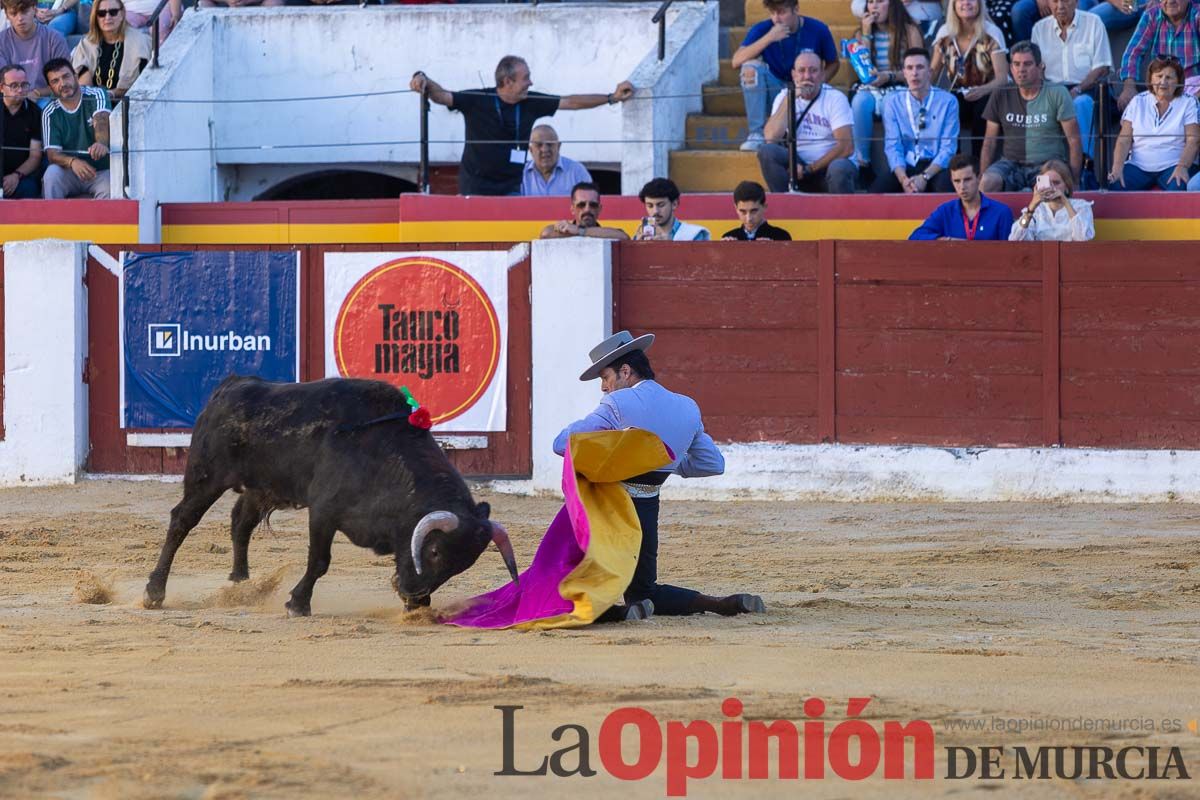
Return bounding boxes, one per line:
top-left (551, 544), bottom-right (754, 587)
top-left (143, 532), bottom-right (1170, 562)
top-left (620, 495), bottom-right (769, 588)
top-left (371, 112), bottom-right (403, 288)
top-left (622, 495), bottom-right (701, 616)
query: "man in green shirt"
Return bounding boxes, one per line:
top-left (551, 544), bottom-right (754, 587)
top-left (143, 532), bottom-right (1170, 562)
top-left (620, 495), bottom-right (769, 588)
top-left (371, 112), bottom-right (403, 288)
top-left (979, 41), bottom-right (1082, 192)
top-left (40, 56), bottom-right (110, 199)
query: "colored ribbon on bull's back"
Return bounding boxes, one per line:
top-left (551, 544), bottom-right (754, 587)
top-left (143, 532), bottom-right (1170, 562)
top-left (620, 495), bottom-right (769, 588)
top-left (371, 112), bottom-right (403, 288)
top-left (444, 428), bottom-right (672, 630)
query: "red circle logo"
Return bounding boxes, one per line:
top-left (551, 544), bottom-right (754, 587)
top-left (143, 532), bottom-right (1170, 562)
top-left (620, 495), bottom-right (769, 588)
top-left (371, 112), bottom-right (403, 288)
top-left (334, 257), bottom-right (501, 424)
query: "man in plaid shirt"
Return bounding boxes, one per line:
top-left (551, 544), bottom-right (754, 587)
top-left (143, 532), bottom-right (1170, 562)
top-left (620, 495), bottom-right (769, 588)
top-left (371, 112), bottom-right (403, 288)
top-left (1117, 0), bottom-right (1200, 110)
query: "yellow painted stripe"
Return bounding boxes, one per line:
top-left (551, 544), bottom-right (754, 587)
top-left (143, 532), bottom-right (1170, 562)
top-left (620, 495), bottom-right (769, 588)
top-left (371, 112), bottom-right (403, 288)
top-left (287, 223), bottom-right (399, 243)
top-left (162, 223), bottom-right (287, 244)
top-left (0, 224), bottom-right (139, 244)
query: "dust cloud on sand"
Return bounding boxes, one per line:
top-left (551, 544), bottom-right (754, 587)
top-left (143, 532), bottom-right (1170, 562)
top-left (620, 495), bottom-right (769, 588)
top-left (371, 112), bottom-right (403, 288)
top-left (1, 479), bottom-right (1198, 798)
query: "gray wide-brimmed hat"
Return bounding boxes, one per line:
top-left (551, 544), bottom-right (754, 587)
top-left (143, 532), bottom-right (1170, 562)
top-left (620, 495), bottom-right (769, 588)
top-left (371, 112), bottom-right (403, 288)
top-left (579, 330), bottom-right (655, 381)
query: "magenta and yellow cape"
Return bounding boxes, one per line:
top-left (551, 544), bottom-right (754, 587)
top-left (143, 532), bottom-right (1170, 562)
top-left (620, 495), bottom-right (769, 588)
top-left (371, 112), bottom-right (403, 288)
top-left (445, 429), bottom-right (671, 630)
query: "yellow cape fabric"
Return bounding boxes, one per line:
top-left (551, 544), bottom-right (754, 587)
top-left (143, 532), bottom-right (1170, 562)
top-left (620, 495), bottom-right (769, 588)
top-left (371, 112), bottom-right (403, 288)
top-left (512, 429), bottom-right (672, 630)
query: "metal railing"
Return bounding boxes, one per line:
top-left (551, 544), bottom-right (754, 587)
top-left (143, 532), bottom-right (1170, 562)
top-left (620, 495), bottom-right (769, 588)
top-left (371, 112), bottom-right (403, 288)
top-left (651, 0), bottom-right (674, 61)
top-left (417, 84), bottom-right (430, 193)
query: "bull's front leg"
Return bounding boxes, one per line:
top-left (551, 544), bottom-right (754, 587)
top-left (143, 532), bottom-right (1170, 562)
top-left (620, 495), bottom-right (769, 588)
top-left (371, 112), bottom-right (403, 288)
top-left (285, 515), bottom-right (336, 617)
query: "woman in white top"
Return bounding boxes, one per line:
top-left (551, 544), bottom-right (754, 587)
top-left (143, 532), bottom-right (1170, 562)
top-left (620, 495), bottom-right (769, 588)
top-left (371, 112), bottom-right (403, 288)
top-left (1108, 56), bottom-right (1200, 191)
top-left (1010, 160), bottom-right (1095, 241)
top-left (929, 0), bottom-right (1009, 157)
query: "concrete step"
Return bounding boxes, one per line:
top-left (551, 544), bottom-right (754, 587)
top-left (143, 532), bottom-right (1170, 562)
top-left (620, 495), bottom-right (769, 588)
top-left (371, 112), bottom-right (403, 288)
top-left (669, 150), bottom-right (762, 193)
top-left (745, 0), bottom-right (860, 26)
top-left (719, 58), bottom-right (739, 87)
top-left (686, 114), bottom-right (749, 150)
top-left (702, 83), bottom-right (747, 116)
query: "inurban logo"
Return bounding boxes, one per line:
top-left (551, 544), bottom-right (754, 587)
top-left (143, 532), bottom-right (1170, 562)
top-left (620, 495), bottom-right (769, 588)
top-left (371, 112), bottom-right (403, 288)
top-left (148, 323), bottom-right (180, 357)
top-left (147, 322), bottom-right (272, 358)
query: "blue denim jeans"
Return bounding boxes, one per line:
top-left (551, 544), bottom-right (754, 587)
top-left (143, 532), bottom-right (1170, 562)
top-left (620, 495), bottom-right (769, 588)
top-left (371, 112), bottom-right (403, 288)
top-left (1072, 91), bottom-right (1096, 160)
top-left (851, 87), bottom-right (879, 166)
top-left (740, 60), bottom-right (786, 139)
top-left (45, 7), bottom-right (77, 37)
top-left (1113, 162), bottom-right (1197, 190)
top-left (1079, 0), bottom-right (1142, 31)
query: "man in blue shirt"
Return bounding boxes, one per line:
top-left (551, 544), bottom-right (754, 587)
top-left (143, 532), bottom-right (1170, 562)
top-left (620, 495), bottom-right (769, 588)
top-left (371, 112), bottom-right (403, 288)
top-left (909, 155), bottom-right (1015, 240)
top-left (732, 0), bottom-right (839, 151)
top-left (554, 331), bottom-right (766, 620)
top-left (520, 124), bottom-right (593, 196)
top-left (874, 48), bottom-right (959, 194)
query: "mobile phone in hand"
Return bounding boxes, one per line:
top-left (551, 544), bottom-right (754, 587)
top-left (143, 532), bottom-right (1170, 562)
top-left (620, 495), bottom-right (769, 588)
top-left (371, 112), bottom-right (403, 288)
top-left (1035, 174), bottom-right (1052, 193)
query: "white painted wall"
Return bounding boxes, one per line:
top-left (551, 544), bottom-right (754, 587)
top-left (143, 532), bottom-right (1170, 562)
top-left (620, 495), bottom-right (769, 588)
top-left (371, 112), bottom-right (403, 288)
top-left (123, 3), bottom-right (717, 219)
top-left (0, 240), bottom-right (88, 486)
top-left (529, 238), bottom-right (613, 491)
top-left (116, 11), bottom-right (216, 242)
top-left (623, 2), bottom-right (719, 192)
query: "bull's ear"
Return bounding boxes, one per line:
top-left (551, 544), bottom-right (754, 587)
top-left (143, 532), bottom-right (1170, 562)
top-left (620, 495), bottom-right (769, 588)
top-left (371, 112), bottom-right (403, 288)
top-left (476, 501), bottom-right (491, 520)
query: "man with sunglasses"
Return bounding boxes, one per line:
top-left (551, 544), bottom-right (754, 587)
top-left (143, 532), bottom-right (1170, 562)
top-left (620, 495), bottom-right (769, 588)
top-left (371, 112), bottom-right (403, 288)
top-left (873, 47), bottom-right (958, 193)
top-left (1, 63), bottom-right (42, 197)
top-left (539, 181), bottom-right (630, 240)
top-left (521, 124), bottom-right (592, 197)
top-left (1117, 0), bottom-right (1200, 112)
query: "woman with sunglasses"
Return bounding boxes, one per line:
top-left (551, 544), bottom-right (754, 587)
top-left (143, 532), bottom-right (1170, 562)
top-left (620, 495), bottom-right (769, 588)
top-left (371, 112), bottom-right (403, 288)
top-left (70, 0), bottom-right (151, 100)
top-left (1108, 55), bottom-right (1199, 191)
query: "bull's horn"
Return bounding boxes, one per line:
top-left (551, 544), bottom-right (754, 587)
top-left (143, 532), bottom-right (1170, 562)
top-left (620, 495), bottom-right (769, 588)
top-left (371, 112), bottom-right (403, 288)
top-left (410, 511), bottom-right (460, 575)
top-left (490, 521), bottom-right (520, 585)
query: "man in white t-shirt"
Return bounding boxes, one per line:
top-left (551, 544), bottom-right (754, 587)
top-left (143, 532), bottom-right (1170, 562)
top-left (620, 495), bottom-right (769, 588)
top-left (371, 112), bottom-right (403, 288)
top-left (757, 50), bottom-right (857, 193)
top-left (1031, 0), bottom-right (1111, 161)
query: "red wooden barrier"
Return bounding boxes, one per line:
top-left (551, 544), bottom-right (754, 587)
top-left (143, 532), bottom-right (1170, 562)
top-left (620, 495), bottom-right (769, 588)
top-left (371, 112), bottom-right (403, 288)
top-left (615, 241), bottom-right (1200, 450)
top-left (85, 244), bottom-right (531, 478)
top-left (0, 248), bottom-right (5, 441)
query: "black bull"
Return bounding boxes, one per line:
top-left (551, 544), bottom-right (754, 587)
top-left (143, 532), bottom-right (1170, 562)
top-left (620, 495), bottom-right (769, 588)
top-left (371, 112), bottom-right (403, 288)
top-left (143, 376), bottom-right (519, 616)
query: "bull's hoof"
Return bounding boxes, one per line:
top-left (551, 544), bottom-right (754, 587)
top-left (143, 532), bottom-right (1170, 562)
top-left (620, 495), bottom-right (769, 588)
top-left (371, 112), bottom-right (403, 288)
top-left (143, 586), bottom-right (164, 609)
top-left (402, 595), bottom-right (431, 612)
top-left (228, 571), bottom-right (249, 583)
top-left (285, 600), bottom-right (311, 618)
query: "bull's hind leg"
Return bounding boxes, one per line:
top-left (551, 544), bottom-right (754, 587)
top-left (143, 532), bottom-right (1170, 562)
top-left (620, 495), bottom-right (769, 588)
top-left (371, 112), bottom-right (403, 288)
top-left (229, 492), bottom-right (267, 583)
top-left (284, 513), bottom-right (336, 617)
top-left (143, 480), bottom-right (227, 609)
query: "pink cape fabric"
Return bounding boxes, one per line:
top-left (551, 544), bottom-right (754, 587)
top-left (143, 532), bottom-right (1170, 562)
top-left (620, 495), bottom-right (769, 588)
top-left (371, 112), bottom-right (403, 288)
top-left (443, 442), bottom-right (588, 628)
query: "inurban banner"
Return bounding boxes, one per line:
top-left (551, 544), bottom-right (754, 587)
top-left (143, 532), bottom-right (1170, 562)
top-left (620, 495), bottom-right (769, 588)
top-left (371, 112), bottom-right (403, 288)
top-left (121, 250), bottom-right (301, 429)
top-left (323, 252), bottom-right (507, 432)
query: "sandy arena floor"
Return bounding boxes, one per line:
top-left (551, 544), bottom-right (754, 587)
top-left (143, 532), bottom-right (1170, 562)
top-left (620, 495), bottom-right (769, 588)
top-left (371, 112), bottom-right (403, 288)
top-left (1, 479), bottom-right (1199, 799)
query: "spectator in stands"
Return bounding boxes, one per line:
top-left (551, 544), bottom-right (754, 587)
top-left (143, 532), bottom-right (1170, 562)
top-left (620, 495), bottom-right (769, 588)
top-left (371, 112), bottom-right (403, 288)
top-left (876, 47), bottom-right (958, 192)
top-left (930, 0), bottom-right (1009, 157)
top-left (117, 0), bottom-right (179, 41)
top-left (72, 0), bottom-right (151, 100)
top-left (732, 0), bottom-right (839, 151)
top-left (35, 0), bottom-right (80, 38)
top-left (909, 154), bottom-right (1015, 238)
top-left (0, 0), bottom-right (69, 105)
top-left (1, 63), bottom-right (41, 197)
top-left (721, 180), bottom-right (793, 239)
top-left (1109, 55), bottom-right (1199, 189)
top-left (848, 0), bottom-right (924, 171)
top-left (853, 0), bottom-right (944, 40)
top-left (1031, 0), bottom-right (1110, 165)
top-left (539, 181), bottom-right (630, 240)
top-left (1009, 159), bottom-right (1094, 239)
top-left (410, 56), bottom-right (634, 196)
top-left (1015, 0), bottom-right (1141, 43)
top-left (520, 124), bottom-right (592, 197)
top-left (634, 177), bottom-right (710, 241)
top-left (1117, 0), bottom-right (1200, 112)
top-left (980, 41), bottom-right (1082, 191)
top-left (757, 51), bottom-right (857, 193)
top-left (40, 56), bottom-right (110, 198)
